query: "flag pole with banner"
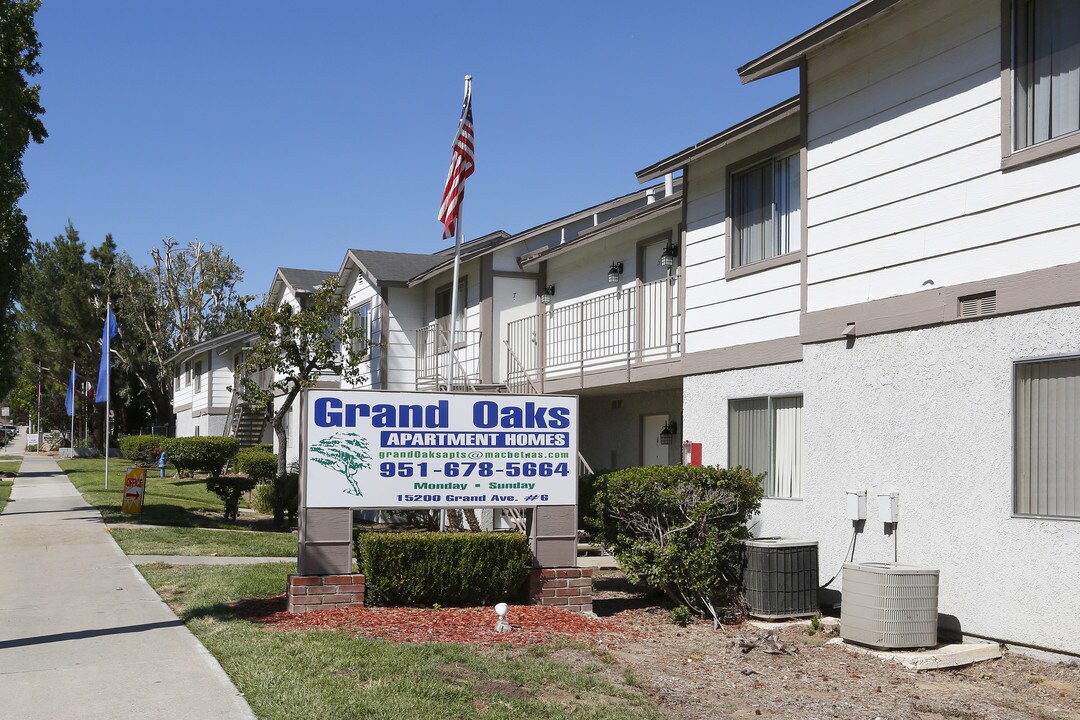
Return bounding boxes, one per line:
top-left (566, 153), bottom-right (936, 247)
top-left (437, 74), bottom-right (474, 391)
top-left (65, 363), bottom-right (75, 451)
top-left (96, 303), bottom-right (118, 489)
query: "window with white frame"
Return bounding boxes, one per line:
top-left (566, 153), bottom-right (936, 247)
top-left (352, 302), bottom-right (371, 359)
top-left (1014, 356), bottom-right (1080, 518)
top-left (435, 278), bottom-right (466, 344)
top-left (1013, 0), bottom-right (1080, 150)
top-left (193, 360), bottom-right (202, 393)
top-left (184, 361), bottom-right (191, 388)
top-left (728, 395), bottom-right (803, 498)
top-left (730, 150), bottom-right (800, 269)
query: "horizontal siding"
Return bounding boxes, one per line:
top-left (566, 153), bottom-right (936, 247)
top-left (685, 284), bottom-right (800, 333)
top-left (804, 0), bottom-right (1080, 313)
top-left (681, 118), bottom-right (802, 349)
top-left (685, 312), bottom-right (800, 353)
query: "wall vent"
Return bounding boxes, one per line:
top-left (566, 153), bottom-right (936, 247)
top-left (958, 291), bottom-right (996, 318)
top-left (742, 538), bottom-right (819, 619)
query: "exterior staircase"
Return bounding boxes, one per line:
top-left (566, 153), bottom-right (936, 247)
top-left (231, 404), bottom-right (268, 448)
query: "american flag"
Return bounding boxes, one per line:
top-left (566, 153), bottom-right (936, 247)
top-left (438, 80), bottom-right (474, 239)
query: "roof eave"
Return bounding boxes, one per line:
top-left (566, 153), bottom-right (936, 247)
top-left (635, 97), bottom-right (800, 182)
top-left (736, 0), bottom-right (904, 84)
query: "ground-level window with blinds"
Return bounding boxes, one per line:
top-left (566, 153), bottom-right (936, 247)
top-left (1014, 356), bottom-right (1080, 518)
top-left (728, 395), bottom-right (803, 499)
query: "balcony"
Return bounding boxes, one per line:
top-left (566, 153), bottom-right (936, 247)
top-left (505, 276), bottom-right (680, 392)
top-left (415, 323), bottom-right (482, 391)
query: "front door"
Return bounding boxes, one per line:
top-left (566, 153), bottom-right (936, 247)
top-left (641, 413), bottom-right (670, 466)
top-left (493, 276), bottom-right (538, 384)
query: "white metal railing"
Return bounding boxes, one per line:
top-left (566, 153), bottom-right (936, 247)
top-left (505, 276), bottom-right (679, 388)
top-left (415, 323), bottom-right (482, 391)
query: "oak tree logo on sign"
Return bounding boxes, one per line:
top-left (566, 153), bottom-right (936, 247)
top-left (310, 432), bottom-right (371, 497)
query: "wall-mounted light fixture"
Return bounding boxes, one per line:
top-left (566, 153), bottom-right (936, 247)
top-left (607, 261), bottom-right (624, 284)
top-left (659, 242), bottom-right (678, 269)
top-left (540, 285), bottom-right (555, 305)
top-left (659, 420), bottom-right (677, 445)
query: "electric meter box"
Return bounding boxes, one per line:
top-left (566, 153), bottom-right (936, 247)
top-left (846, 489), bottom-right (867, 521)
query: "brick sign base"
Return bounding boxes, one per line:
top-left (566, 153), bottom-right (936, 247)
top-left (528, 567), bottom-right (593, 613)
top-left (287, 573), bottom-right (365, 613)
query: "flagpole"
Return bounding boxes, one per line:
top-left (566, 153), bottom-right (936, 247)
top-left (445, 74), bottom-right (471, 393)
top-left (105, 300), bottom-right (111, 490)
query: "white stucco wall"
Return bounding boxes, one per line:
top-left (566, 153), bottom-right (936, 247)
top-left (686, 306), bottom-right (1080, 653)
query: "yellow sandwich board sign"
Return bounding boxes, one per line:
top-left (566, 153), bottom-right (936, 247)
top-left (121, 467), bottom-right (146, 515)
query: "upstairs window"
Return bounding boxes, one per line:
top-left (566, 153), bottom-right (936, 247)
top-left (730, 151), bottom-right (800, 269)
top-left (435, 278), bottom-right (467, 345)
top-left (352, 302), bottom-right (371, 359)
top-left (1014, 0), bottom-right (1080, 150)
top-left (193, 359), bottom-right (202, 393)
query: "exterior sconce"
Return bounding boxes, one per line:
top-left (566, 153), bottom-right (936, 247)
top-left (659, 420), bottom-right (677, 445)
top-left (540, 285), bottom-right (555, 305)
top-left (659, 243), bottom-right (678, 269)
top-left (607, 261), bottom-right (624, 284)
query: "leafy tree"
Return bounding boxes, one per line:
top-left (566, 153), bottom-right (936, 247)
top-left (236, 277), bottom-right (366, 475)
top-left (0, 0), bottom-right (46, 399)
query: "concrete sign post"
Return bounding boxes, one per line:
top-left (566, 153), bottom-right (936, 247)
top-left (297, 389), bottom-right (579, 576)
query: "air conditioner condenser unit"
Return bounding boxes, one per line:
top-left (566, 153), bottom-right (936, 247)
top-left (840, 562), bottom-right (939, 649)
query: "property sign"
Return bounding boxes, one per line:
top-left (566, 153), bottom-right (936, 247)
top-left (302, 389), bottom-right (578, 509)
top-left (121, 467), bottom-right (146, 515)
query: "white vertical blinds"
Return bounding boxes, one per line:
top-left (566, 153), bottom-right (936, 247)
top-left (1015, 358), bottom-right (1080, 517)
top-left (772, 396), bottom-right (803, 499)
top-left (729, 395), bottom-right (803, 498)
top-left (729, 398), bottom-right (770, 477)
top-left (731, 151), bottom-right (800, 268)
top-left (1014, 0), bottom-right (1080, 148)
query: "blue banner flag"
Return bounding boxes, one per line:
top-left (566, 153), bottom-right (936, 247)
top-left (65, 364), bottom-right (76, 417)
top-left (95, 307), bottom-right (118, 404)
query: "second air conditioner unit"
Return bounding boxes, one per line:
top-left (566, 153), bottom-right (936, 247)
top-left (840, 562), bottom-right (939, 649)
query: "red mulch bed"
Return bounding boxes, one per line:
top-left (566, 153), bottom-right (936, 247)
top-left (232, 594), bottom-right (643, 647)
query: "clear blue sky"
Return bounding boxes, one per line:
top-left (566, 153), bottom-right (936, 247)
top-left (21, 1), bottom-right (849, 298)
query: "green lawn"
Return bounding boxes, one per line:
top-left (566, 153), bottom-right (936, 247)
top-left (111, 526), bottom-right (298, 557)
top-left (140, 563), bottom-right (659, 720)
top-left (58, 458), bottom-right (276, 530)
top-left (0, 459), bottom-right (21, 514)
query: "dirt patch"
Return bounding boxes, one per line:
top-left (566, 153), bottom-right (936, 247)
top-left (593, 571), bottom-right (1080, 720)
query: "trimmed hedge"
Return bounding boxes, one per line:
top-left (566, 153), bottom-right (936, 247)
top-left (206, 475), bottom-right (258, 520)
top-left (119, 435), bottom-right (165, 464)
top-left (356, 532), bottom-right (531, 606)
top-left (161, 436), bottom-right (240, 477)
top-left (233, 449), bottom-right (277, 483)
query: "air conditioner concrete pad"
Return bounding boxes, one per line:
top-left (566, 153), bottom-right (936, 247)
top-left (826, 638), bottom-right (1002, 670)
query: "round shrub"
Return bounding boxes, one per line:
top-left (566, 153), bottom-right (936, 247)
top-left (592, 464), bottom-right (764, 627)
top-left (119, 434), bottom-right (165, 464)
top-left (161, 436), bottom-right (240, 477)
top-left (233, 449), bottom-right (278, 483)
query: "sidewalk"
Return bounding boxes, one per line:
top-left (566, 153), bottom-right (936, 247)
top-left (0, 454), bottom-right (256, 720)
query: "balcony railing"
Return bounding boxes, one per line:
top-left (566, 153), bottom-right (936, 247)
top-left (415, 323), bottom-right (482, 391)
top-left (505, 276), bottom-right (679, 392)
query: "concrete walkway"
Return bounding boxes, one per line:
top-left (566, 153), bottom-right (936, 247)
top-left (0, 455), bottom-right (256, 720)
